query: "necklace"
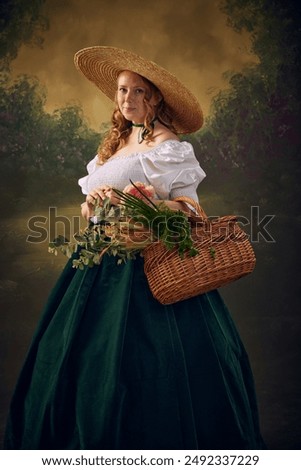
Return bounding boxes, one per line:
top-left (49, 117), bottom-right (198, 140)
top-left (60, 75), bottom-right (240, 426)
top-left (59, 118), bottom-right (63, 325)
top-left (131, 120), bottom-right (156, 144)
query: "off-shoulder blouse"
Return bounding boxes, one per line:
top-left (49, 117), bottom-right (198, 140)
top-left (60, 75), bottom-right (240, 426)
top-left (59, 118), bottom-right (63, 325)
top-left (78, 139), bottom-right (206, 202)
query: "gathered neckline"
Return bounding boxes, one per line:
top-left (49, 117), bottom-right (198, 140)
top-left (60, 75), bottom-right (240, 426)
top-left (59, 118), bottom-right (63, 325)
top-left (106, 139), bottom-right (183, 163)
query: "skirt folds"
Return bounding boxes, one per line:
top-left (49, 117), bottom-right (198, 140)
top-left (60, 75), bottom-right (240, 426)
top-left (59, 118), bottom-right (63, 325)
top-left (4, 255), bottom-right (265, 450)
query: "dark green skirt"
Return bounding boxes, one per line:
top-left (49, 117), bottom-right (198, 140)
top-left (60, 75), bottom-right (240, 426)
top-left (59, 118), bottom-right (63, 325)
top-left (4, 255), bottom-right (265, 450)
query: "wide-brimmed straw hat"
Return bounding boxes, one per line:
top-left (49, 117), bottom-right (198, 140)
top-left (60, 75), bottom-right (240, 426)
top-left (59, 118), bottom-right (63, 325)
top-left (74, 46), bottom-right (203, 133)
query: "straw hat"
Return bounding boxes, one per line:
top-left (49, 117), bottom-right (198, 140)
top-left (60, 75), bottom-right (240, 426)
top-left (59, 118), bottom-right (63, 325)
top-left (74, 46), bottom-right (203, 133)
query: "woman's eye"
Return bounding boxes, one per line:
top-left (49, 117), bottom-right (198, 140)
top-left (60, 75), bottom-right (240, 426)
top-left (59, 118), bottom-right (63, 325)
top-left (118, 87), bottom-right (144, 94)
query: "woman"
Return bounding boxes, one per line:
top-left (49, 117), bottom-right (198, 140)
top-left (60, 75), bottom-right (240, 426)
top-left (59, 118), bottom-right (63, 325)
top-left (4, 47), bottom-right (265, 450)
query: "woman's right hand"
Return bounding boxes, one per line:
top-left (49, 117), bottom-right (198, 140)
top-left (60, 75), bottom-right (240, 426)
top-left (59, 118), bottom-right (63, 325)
top-left (86, 185), bottom-right (121, 206)
top-left (82, 185), bottom-right (120, 220)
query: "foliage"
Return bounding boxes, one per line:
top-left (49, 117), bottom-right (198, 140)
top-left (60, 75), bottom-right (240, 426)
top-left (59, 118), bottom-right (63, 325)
top-left (1, 0), bottom-right (300, 219)
top-left (0, 73), bottom-right (101, 213)
top-left (0, 0), bottom-right (49, 70)
top-left (114, 183), bottom-right (198, 257)
top-left (49, 183), bottom-right (198, 269)
top-left (48, 199), bottom-right (147, 269)
top-left (195, 0), bottom-right (301, 214)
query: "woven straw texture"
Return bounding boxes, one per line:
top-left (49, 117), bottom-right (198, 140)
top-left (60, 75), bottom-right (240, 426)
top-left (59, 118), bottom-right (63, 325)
top-left (74, 46), bottom-right (203, 133)
top-left (143, 196), bottom-right (256, 305)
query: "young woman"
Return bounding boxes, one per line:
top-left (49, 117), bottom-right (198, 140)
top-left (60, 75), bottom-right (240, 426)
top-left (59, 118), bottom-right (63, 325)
top-left (4, 46), bottom-right (265, 450)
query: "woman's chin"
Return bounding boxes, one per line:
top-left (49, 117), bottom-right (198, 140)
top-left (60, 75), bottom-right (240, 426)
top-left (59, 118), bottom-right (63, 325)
top-left (122, 111), bottom-right (145, 123)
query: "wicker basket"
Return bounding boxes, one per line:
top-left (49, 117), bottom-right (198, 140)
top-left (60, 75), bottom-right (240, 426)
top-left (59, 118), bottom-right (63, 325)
top-left (143, 196), bottom-right (256, 305)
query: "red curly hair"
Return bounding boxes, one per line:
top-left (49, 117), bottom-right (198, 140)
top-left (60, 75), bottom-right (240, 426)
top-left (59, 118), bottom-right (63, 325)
top-left (97, 74), bottom-right (177, 164)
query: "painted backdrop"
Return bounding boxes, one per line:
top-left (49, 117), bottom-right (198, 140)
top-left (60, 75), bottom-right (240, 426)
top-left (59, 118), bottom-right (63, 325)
top-left (1, 0), bottom-right (300, 449)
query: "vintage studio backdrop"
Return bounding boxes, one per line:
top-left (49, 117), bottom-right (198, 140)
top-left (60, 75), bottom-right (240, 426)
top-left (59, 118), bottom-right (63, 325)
top-left (0, 0), bottom-right (300, 449)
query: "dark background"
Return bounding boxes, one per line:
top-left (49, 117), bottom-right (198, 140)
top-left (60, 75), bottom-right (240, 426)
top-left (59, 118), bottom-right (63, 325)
top-left (1, 0), bottom-right (300, 450)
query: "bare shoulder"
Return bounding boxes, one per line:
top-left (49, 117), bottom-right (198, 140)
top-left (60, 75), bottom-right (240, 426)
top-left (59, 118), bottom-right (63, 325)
top-left (152, 122), bottom-right (180, 144)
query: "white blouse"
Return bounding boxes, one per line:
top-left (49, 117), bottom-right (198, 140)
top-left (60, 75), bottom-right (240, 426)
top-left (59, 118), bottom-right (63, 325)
top-left (78, 139), bottom-right (206, 202)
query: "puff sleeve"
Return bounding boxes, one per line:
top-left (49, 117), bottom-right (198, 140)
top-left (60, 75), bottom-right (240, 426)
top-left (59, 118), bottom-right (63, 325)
top-left (78, 155), bottom-right (98, 195)
top-left (139, 140), bottom-right (206, 201)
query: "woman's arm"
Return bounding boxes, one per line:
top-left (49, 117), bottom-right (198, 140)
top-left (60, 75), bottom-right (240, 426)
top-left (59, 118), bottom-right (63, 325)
top-left (154, 199), bottom-right (192, 215)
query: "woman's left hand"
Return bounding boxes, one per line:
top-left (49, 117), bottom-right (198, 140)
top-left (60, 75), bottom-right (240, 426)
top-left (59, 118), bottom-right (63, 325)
top-left (156, 200), bottom-right (192, 215)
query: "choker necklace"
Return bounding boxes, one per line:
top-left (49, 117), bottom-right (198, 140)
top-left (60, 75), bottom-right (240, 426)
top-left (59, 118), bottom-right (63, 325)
top-left (131, 123), bottom-right (144, 127)
top-left (131, 119), bottom-right (157, 144)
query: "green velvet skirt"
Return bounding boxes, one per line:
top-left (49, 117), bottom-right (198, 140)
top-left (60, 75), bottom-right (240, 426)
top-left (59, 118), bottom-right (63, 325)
top-left (4, 254), bottom-right (265, 450)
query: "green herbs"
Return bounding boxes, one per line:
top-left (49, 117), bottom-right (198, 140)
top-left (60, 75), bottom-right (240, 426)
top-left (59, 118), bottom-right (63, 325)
top-left (114, 186), bottom-right (198, 257)
top-left (49, 182), bottom-right (198, 269)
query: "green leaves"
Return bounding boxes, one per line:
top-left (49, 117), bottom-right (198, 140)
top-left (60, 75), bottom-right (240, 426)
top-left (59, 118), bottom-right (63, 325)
top-left (48, 186), bottom-right (198, 269)
top-left (0, 74), bottom-right (102, 214)
top-left (113, 182), bottom-right (198, 258)
top-left (209, 247), bottom-right (216, 260)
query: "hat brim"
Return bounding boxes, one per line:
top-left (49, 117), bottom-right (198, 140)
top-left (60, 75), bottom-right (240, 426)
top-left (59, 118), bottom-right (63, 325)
top-left (74, 46), bottom-right (203, 133)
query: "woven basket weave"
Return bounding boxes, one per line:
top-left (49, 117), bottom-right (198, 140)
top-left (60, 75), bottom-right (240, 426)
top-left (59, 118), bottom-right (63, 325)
top-left (143, 196), bottom-right (256, 305)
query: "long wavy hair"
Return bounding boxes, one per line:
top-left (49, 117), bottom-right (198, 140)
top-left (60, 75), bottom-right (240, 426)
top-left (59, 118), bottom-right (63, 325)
top-left (97, 75), bottom-right (177, 164)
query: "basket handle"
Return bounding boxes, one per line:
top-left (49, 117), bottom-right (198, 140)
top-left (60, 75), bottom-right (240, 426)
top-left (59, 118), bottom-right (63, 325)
top-left (173, 196), bottom-right (207, 218)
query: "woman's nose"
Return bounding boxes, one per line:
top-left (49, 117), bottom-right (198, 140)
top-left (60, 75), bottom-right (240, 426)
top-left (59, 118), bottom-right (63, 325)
top-left (125, 90), bottom-right (134, 102)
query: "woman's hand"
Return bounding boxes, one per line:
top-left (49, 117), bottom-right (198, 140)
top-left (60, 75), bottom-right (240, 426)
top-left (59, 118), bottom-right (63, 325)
top-left (82, 185), bottom-right (120, 220)
top-left (154, 200), bottom-right (193, 215)
top-left (86, 185), bottom-right (119, 205)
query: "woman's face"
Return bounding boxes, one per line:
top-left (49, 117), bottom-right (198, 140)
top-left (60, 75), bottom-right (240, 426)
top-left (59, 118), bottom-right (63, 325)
top-left (116, 71), bottom-right (159, 123)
